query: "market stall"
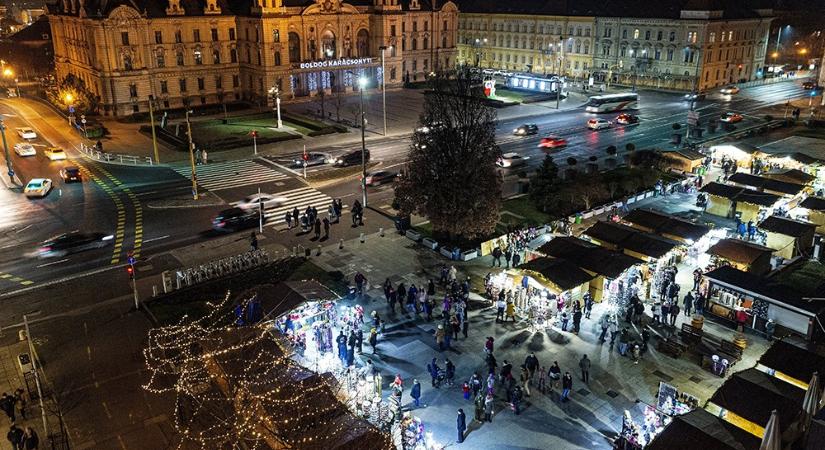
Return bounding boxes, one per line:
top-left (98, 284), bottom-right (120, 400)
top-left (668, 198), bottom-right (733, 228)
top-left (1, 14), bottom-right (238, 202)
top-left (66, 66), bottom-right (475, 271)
top-left (795, 196), bottom-right (825, 234)
top-left (757, 215), bottom-right (817, 260)
top-left (519, 257), bottom-right (594, 330)
top-left (645, 409), bottom-right (761, 450)
top-left (616, 382), bottom-right (698, 449)
top-left (710, 144), bottom-right (763, 168)
top-left (706, 238), bottom-right (773, 275)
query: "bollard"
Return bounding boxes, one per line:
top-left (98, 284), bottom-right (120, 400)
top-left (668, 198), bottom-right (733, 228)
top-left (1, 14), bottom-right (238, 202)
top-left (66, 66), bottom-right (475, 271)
top-left (339, 238), bottom-right (344, 249)
top-left (152, 285), bottom-right (158, 297)
top-left (316, 245), bottom-right (322, 256)
top-left (292, 246), bottom-right (297, 257)
top-left (360, 232), bottom-right (365, 243)
top-left (379, 227), bottom-right (384, 237)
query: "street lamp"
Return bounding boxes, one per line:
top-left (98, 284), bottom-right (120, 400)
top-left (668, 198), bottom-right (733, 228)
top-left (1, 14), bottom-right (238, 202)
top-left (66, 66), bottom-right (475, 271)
top-left (64, 93), bottom-right (75, 125)
top-left (379, 45), bottom-right (391, 136)
top-left (473, 38), bottom-right (487, 67)
top-left (184, 108), bottom-right (198, 200)
top-left (268, 86), bottom-right (283, 128)
top-left (357, 76), bottom-right (368, 207)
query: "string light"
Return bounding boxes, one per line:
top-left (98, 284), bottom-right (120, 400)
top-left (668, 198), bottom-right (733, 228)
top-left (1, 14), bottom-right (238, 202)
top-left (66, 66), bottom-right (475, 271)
top-left (142, 291), bottom-right (394, 449)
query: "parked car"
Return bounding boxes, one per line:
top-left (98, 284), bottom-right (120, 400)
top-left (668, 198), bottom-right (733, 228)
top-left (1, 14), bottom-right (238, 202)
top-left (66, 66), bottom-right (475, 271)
top-left (538, 135), bottom-right (568, 150)
top-left (683, 92), bottom-right (707, 102)
top-left (615, 113), bottom-right (639, 125)
top-left (720, 85), bottom-right (740, 95)
top-left (496, 152), bottom-right (530, 168)
top-left (16, 127), bottom-right (36, 139)
top-left (24, 178), bottom-right (52, 198)
top-left (44, 147), bottom-right (67, 161)
top-left (212, 207), bottom-right (263, 232)
top-left (802, 81), bottom-right (818, 89)
top-left (291, 152), bottom-right (329, 167)
top-left (720, 112), bottom-right (743, 123)
top-left (235, 193), bottom-right (288, 210)
top-left (482, 69), bottom-right (495, 76)
top-left (513, 124), bottom-right (539, 136)
top-left (37, 231), bottom-right (113, 258)
top-left (13, 143), bottom-right (36, 157)
top-left (365, 170), bottom-right (399, 186)
top-left (331, 149), bottom-right (370, 167)
top-left (587, 118), bottom-right (612, 130)
top-left (59, 166), bottom-right (82, 182)
top-left (415, 122), bottom-right (444, 134)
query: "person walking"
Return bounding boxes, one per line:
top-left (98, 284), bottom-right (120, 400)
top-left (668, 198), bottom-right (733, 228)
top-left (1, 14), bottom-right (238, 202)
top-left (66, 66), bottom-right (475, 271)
top-left (354, 272), bottom-right (367, 296)
top-left (485, 336), bottom-right (495, 354)
top-left (511, 385), bottom-right (523, 415)
top-left (445, 359), bottom-right (456, 386)
top-left (462, 315), bottom-right (469, 338)
top-left (322, 217), bottom-right (330, 239)
top-left (474, 392), bottom-right (485, 422)
top-left (284, 211), bottom-right (293, 229)
top-left (598, 314), bottom-right (610, 342)
top-left (504, 247), bottom-right (513, 269)
top-left (195, 148), bottom-right (201, 165)
top-left (462, 382), bottom-right (471, 400)
top-left (23, 427), bottom-right (37, 450)
top-left (584, 292), bottom-right (594, 319)
top-left (435, 325), bottom-right (446, 351)
top-left (524, 352), bottom-right (539, 383)
top-left (505, 300), bottom-right (516, 323)
top-left (484, 393), bottom-right (494, 422)
top-left (561, 372), bottom-right (573, 402)
top-left (548, 361), bottom-right (561, 391)
top-left (13, 389), bottom-right (26, 421)
top-left (491, 246), bottom-right (502, 267)
top-left (201, 148), bottom-right (208, 164)
top-left (470, 372), bottom-right (482, 398)
top-left (249, 232), bottom-right (258, 251)
top-left (313, 218), bottom-right (322, 239)
top-left (0, 393), bottom-right (14, 422)
top-left (670, 304), bottom-right (680, 326)
top-left (579, 354), bottom-right (591, 384)
top-left (537, 365), bottom-right (547, 394)
top-left (456, 409), bottom-right (467, 443)
top-left (572, 308), bottom-right (582, 334)
top-left (683, 291), bottom-right (694, 317)
top-left (618, 328), bottom-right (630, 356)
top-left (495, 297), bottom-right (506, 322)
top-left (368, 328), bottom-right (378, 353)
top-left (410, 379), bottom-right (422, 408)
top-left (519, 365), bottom-right (531, 396)
top-left (6, 425), bottom-right (23, 450)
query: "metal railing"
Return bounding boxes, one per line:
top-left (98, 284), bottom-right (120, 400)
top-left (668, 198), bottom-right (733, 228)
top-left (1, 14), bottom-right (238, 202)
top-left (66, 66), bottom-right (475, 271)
top-left (78, 142), bottom-right (154, 166)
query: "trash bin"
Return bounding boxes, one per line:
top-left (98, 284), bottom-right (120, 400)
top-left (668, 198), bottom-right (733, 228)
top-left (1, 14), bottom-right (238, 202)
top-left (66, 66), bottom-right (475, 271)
top-left (575, 214), bottom-right (582, 224)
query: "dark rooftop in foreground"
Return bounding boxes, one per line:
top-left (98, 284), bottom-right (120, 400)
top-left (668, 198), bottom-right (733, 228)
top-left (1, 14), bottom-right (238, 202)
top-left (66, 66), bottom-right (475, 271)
top-left (757, 215), bottom-right (817, 238)
top-left (758, 339), bottom-right (825, 385)
top-left (710, 368), bottom-right (805, 434)
top-left (707, 238), bottom-right (773, 265)
top-left (520, 257), bottom-right (594, 291)
top-left (646, 409), bottom-right (760, 450)
top-left (537, 236), bottom-right (643, 279)
top-left (700, 182), bottom-right (781, 206)
top-left (584, 221), bottom-right (679, 259)
top-left (727, 172), bottom-right (806, 196)
top-left (621, 208), bottom-right (710, 242)
top-left (799, 196), bottom-right (825, 212)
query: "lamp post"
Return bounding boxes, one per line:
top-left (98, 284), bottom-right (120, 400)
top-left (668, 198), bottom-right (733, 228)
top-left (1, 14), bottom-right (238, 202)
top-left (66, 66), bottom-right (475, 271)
top-left (148, 95), bottom-right (160, 164)
top-left (185, 108), bottom-right (198, 200)
top-left (379, 45), bottom-right (390, 136)
top-left (64, 93), bottom-right (75, 125)
top-left (473, 38), bottom-right (487, 67)
top-left (358, 76), bottom-right (368, 207)
top-left (268, 86), bottom-right (283, 128)
top-left (0, 115), bottom-right (13, 181)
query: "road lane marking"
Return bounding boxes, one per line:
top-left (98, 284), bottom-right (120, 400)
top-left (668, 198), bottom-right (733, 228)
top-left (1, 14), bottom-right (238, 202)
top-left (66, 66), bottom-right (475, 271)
top-left (0, 271), bottom-right (35, 286)
top-left (36, 258), bottom-right (68, 268)
top-left (142, 235), bottom-right (169, 244)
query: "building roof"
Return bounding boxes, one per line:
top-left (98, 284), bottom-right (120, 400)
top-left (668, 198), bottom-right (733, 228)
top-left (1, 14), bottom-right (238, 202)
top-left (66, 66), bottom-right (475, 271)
top-left (703, 263), bottom-right (825, 314)
top-left (758, 215), bottom-right (817, 238)
top-left (520, 257), bottom-right (594, 291)
top-left (454, 0), bottom-right (770, 19)
top-left (5, 15), bottom-right (49, 42)
top-left (537, 236), bottom-right (643, 279)
top-left (584, 221), bottom-right (679, 259)
top-left (707, 238), bottom-right (773, 265)
top-left (710, 368), bottom-right (805, 434)
top-left (662, 148), bottom-right (706, 161)
top-left (646, 409), bottom-right (760, 450)
top-left (700, 182), bottom-right (782, 206)
top-left (799, 196), bottom-right (825, 212)
top-left (763, 168), bottom-right (816, 185)
top-left (727, 172), bottom-right (806, 196)
top-left (621, 208), bottom-right (710, 243)
top-left (758, 339), bottom-right (825, 385)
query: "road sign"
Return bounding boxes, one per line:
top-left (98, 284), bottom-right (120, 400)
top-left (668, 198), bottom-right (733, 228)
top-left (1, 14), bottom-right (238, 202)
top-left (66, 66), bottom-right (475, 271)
top-left (81, 118), bottom-right (86, 124)
top-left (127, 256), bottom-right (136, 265)
top-left (68, 106), bottom-right (75, 113)
top-left (687, 110), bottom-right (699, 126)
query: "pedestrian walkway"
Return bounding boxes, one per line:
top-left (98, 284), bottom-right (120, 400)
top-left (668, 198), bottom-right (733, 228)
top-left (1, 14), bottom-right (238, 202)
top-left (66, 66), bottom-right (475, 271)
top-left (259, 186), bottom-right (335, 226)
top-left (170, 159), bottom-right (290, 191)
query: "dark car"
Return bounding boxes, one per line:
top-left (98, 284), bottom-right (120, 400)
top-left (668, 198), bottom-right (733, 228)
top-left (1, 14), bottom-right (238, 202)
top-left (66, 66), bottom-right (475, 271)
top-left (37, 232), bottom-right (113, 258)
top-left (331, 149), bottom-right (370, 167)
top-left (365, 170), bottom-right (398, 186)
top-left (513, 124), bottom-right (539, 136)
top-left (212, 207), bottom-right (264, 232)
top-left (59, 166), bottom-right (82, 183)
top-left (803, 81), bottom-right (818, 89)
top-left (615, 113), bottom-right (639, 125)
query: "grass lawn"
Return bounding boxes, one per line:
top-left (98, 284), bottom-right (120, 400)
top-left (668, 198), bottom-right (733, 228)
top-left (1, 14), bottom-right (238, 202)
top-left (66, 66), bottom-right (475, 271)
top-left (491, 89), bottom-right (532, 103)
top-left (501, 196), bottom-right (551, 225)
top-left (190, 120), bottom-right (297, 143)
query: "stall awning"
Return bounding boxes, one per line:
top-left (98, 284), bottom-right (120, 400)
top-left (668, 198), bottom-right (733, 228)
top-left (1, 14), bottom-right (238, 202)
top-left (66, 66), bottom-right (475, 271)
top-left (621, 208), bottom-right (711, 243)
top-left (536, 236), bottom-right (643, 279)
top-left (662, 148), bottom-right (706, 162)
top-left (707, 239), bottom-right (773, 266)
top-left (758, 339), bottom-right (825, 389)
top-left (728, 172), bottom-right (806, 197)
top-left (256, 280), bottom-right (341, 320)
top-left (799, 196), bottom-right (825, 212)
top-left (758, 215), bottom-right (817, 238)
top-left (584, 221), bottom-right (680, 259)
top-left (520, 257), bottom-right (594, 292)
top-left (763, 168), bottom-right (816, 185)
top-left (646, 409), bottom-right (761, 450)
top-left (701, 182), bottom-right (782, 206)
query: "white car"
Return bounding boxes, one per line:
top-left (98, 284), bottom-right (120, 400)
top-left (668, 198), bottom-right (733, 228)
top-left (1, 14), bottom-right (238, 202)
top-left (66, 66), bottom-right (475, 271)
top-left (16, 127), bottom-right (36, 139)
top-left (24, 178), bottom-right (52, 198)
top-left (496, 152), bottom-right (530, 168)
top-left (14, 143), bottom-right (36, 156)
top-left (235, 193), bottom-right (287, 210)
top-left (720, 85), bottom-right (740, 95)
top-left (44, 147), bottom-right (67, 161)
top-left (587, 118), bottom-right (612, 130)
top-left (482, 69), bottom-right (495, 76)
top-left (499, 70), bottom-right (513, 77)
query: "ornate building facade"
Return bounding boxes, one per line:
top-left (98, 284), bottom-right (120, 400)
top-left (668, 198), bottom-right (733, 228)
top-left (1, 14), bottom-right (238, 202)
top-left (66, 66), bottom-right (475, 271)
top-left (48, 0), bottom-right (458, 116)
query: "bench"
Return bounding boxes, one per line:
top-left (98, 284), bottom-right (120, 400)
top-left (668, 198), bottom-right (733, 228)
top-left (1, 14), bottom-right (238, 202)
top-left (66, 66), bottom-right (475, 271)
top-left (719, 339), bottom-right (743, 361)
top-left (656, 337), bottom-right (686, 358)
top-left (679, 323), bottom-right (703, 347)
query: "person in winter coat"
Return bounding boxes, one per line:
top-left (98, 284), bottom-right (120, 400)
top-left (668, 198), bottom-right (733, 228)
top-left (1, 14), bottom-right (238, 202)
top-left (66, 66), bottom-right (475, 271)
top-left (7, 425), bottom-right (24, 450)
top-left (23, 427), bottom-right (37, 450)
top-left (410, 379), bottom-right (422, 408)
top-left (505, 301), bottom-right (516, 322)
top-left (463, 382), bottom-right (471, 400)
top-left (457, 409), bottom-right (467, 443)
top-left (579, 354), bottom-right (591, 384)
top-left (470, 372), bottom-right (482, 398)
top-left (511, 385), bottom-right (523, 415)
top-left (445, 359), bottom-right (456, 386)
top-left (368, 328), bottom-right (378, 353)
top-left (598, 314), bottom-right (610, 342)
top-left (669, 304), bottom-right (680, 326)
top-left (524, 352), bottom-right (539, 382)
top-left (474, 392), bottom-right (485, 421)
top-left (484, 393), bottom-right (494, 422)
top-left (435, 325), bottom-right (446, 351)
top-left (519, 365), bottom-right (531, 396)
top-left (561, 372), bottom-right (573, 402)
top-left (572, 309), bottom-right (583, 333)
top-left (485, 337), bottom-right (495, 354)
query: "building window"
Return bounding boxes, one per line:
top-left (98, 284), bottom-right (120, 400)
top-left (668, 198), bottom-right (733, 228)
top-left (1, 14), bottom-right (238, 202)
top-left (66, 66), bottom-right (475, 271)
top-left (443, 20), bottom-right (448, 31)
top-left (728, 31), bottom-right (733, 41)
top-left (179, 78), bottom-right (187, 92)
top-left (633, 29), bottom-right (639, 39)
top-left (585, 27), bottom-right (591, 37)
top-left (121, 32), bottom-right (129, 45)
top-left (412, 60), bottom-right (417, 71)
top-left (198, 77), bottom-right (205, 90)
top-left (229, 28), bottom-right (235, 40)
top-left (402, 22), bottom-right (405, 33)
top-left (656, 30), bottom-right (662, 41)
top-left (215, 75), bottom-right (222, 89)
top-left (122, 54), bottom-right (133, 70)
top-left (154, 30), bottom-right (163, 44)
top-left (156, 53), bottom-right (165, 67)
top-left (669, 31), bottom-right (675, 41)
top-left (583, 42), bottom-right (589, 54)
top-left (175, 30), bottom-right (182, 43)
top-left (129, 83), bottom-right (137, 97)
top-left (230, 48), bottom-right (238, 63)
top-left (232, 75), bottom-right (239, 87)
top-left (275, 51), bottom-right (282, 65)
top-left (620, 46), bottom-right (626, 57)
top-left (245, 47), bottom-right (251, 63)
top-left (645, 30), bottom-right (650, 40)
top-left (213, 49), bottom-right (221, 64)
top-left (211, 28), bottom-right (218, 41)
top-left (424, 21), bottom-right (428, 31)
top-left (709, 32), bottom-right (716, 43)
top-left (390, 67), bottom-right (396, 80)
top-left (442, 35), bottom-right (447, 48)
top-left (576, 27), bottom-right (582, 36)
top-left (575, 41), bottom-right (581, 53)
top-left (194, 50), bottom-right (203, 65)
top-left (160, 80), bottom-right (168, 94)
top-left (667, 49), bottom-right (673, 61)
top-left (423, 59), bottom-right (428, 71)
top-left (423, 37), bottom-right (428, 50)
top-left (163, 100), bottom-right (170, 108)
top-left (687, 31), bottom-right (697, 43)
top-left (413, 21), bottom-right (417, 32)
top-left (194, 29), bottom-right (201, 42)
top-left (200, 96), bottom-right (206, 105)
top-left (622, 29), bottom-right (627, 39)
top-left (133, 104), bottom-right (139, 113)
top-left (274, 29), bottom-right (280, 43)
top-left (391, 25), bottom-right (396, 37)
top-left (177, 51), bottom-right (184, 66)
top-left (604, 28), bottom-right (611, 38)
top-left (412, 38), bottom-right (417, 50)
top-left (654, 49), bottom-right (661, 60)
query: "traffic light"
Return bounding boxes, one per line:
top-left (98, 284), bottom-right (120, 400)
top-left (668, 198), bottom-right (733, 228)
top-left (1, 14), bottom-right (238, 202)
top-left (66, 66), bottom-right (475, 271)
top-left (127, 265), bottom-right (134, 280)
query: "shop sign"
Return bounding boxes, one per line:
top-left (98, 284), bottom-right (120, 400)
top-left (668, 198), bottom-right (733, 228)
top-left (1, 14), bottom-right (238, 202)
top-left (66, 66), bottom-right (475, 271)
top-left (299, 57), bottom-right (374, 69)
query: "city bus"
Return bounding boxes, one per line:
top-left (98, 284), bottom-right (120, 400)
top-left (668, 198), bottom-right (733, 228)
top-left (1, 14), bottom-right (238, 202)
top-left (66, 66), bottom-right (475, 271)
top-left (584, 93), bottom-right (639, 113)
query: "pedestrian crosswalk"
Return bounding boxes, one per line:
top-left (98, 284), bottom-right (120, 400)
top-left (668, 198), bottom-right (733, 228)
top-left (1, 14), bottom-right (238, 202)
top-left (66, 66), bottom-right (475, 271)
top-left (170, 159), bottom-right (290, 191)
top-left (256, 186), bottom-right (335, 226)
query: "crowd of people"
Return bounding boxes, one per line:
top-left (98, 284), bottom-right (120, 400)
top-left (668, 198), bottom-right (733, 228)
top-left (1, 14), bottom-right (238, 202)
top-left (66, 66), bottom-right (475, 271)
top-left (2, 390), bottom-right (39, 449)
